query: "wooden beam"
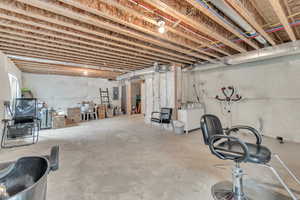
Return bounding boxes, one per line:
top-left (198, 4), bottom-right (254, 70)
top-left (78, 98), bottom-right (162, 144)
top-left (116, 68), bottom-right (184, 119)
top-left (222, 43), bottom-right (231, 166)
top-left (12, 60), bottom-right (138, 72)
top-left (15, 0), bottom-right (207, 61)
top-left (12, 60), bottom-right (128, 73)
top-left (18, 66), bottom-right (119, 79)
top-left (282, 0), bottom-right (300, 39)
top-left (224, 0), bottom-right (276, 46)
top-left (97, 0), bottom-right (230, 56)
top-left (0, 25), bottom-right (156, 65)
top-left (0, 20), bottom-right (175, 64)
top-left (2, 48), bottom-right (145, 70)
top-left (57, 0), bottom-right (218, 62)
top-left (0, 4), bottom-right (194, 64)
top-left (8, 53), bottom-right (136, 71)
top-left (184, 0), bottom-right (260, 50)
top-left (16, 63), bottom-right (121, 75)
top-left (0, 34), bottom-right (152, 66)
top-left (15, 63), bottom-right (122, 78)
top-left (268, 0), bottom-right (296, 41)
top-left (140, 0), bottom-right (247, 53)
top-left (248, 0), bottom-right (283, 43)
top-left (164, 27), bottom-right (228, 57)
top-left (15, 62), bottom-right (121, 75)
top-left (19, 68), bottom-right (114, 79)
top-left (0, 42), bottom-right (151, 67)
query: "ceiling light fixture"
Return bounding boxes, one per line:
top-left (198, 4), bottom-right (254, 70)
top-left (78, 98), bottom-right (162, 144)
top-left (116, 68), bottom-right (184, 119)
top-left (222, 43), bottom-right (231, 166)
top-left (157, 20), bottom-right (165, 34)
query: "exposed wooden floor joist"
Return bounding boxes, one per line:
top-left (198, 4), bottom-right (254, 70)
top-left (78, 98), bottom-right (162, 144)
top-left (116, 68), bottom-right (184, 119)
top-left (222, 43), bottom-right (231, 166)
top-left (0, 21), bottom-right (182, 65)
top-left (224, 0), bottom-right (276, 46)
top-left (4, 49), bottom-right (146, 70)
top-left (14, 61), bottom-right (123, 79)
top-left (140, 0), bottom-right (247, 53)
top-left (268, 0), bottom-right (296, 41)
top-left (184, 0), bottom-right (260, 50)
top-left (0, 0), bottom-right (298, 77)
top-left (0, 35), bottom-right (152, 67)
top-left (0, 3), bottom-right (196, 64)
top-left (14, 0), bottom-right (211, 61)
top-left (95, 0), bottom-right (230, 57)
top-left (57, 0), bottom-right (222, 61)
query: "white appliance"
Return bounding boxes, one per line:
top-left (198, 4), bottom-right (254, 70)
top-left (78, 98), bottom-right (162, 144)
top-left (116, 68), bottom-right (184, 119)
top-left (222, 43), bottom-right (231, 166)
top-left (178, 108), bottom-right (204, 134)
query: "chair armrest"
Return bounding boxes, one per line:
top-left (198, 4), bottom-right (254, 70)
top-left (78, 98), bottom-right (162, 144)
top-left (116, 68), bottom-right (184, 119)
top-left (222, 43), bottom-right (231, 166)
top-left (227, 125), bottom-right (262, 145)
top-left (151, 112), bottom-right (161, 117)
top-left (209, 135), bottom-right (249, 163)
top-left (34, 117), bottom-right (41, 121)
top-left (1, 119), bottom-right (12, 123)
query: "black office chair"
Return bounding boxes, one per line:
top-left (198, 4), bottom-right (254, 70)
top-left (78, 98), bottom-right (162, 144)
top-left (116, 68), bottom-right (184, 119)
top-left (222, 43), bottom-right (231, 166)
top-left (151, 108), bottom-right (173, 129)
top-left (1, 98), bottom-right (40, 148)
top-left (200, 114), bottom-right (299, 200)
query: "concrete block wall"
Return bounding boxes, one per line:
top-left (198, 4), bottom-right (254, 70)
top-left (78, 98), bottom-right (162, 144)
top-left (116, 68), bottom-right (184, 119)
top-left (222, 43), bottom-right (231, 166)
top-left (22, 73), bottom-right (122, 112)
top-left (182, 54), bottom-right (300, 143)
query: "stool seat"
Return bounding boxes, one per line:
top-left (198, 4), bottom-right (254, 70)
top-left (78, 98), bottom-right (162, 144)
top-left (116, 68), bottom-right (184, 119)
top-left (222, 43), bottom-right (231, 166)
top-left (216, 141), bottom-right (272, 164)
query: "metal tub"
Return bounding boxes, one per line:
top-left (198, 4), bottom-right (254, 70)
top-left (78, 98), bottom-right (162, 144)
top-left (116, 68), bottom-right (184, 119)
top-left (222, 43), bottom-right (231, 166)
top-left (0, 146), bottom-right (59, 200)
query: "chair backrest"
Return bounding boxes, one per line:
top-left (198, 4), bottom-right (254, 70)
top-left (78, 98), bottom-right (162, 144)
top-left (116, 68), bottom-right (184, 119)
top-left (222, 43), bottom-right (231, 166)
top-left (200, 114), bottom-right (224, 145)
top-left (160, 108), bottom-right (172, 121)
top-left (14, 98), bottom-right (37, 119)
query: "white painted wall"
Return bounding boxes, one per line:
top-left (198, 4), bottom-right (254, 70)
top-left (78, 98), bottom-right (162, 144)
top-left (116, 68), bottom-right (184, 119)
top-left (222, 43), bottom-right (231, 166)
top-left (0, 52), bottom-right (22, 123)
top-left (183, 54), bottom-right (300, 142)
top-left (22, 73), bottom-right (122, 112)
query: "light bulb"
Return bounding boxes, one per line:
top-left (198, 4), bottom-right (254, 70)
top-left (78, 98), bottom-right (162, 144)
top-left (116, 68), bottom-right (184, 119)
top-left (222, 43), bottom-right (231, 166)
top-left (158, 26), bottom-right (165, 34)
top-left (83, 71), bottom-right (88, 76)
top-left (157, 20), bottom-right (165, 34)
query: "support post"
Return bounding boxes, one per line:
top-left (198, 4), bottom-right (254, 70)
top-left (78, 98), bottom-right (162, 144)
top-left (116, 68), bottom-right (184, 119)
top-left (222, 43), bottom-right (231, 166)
top-left (126, 81), bottom-right (132, 115)
top-left (172, 63), bottom-right (182, 120)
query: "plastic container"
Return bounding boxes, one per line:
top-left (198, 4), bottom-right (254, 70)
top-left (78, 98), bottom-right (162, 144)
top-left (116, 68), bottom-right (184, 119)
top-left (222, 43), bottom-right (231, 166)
top-left (173, 120), bottom-right (185, 135)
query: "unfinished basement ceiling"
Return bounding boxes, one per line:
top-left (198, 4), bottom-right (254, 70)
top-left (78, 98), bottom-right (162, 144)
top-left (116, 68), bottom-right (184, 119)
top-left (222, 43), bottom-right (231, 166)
top-left (0, 0), bottom-right (299, 79)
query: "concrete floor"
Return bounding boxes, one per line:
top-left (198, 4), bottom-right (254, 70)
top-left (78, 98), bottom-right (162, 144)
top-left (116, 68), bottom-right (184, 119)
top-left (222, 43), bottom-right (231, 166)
top-left (0, 115), bottom-right (300, 200)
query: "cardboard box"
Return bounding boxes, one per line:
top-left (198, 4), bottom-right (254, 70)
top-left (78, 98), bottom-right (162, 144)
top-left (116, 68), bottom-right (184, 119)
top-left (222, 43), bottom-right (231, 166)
top-left (67, 107), bottom-right (81, 123)
top-left (52, 115), bottom-right (66, 129)
top-left (98, 105), bottom-right (106, 119)
top-left (106, 108), bottom-right (113, 118)
top-left (65, 118), bottom-right (78, 127)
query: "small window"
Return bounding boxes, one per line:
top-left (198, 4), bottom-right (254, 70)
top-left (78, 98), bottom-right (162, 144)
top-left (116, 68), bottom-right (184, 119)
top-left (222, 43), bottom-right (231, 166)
top-left (8, 73), bottom-right (21, 109)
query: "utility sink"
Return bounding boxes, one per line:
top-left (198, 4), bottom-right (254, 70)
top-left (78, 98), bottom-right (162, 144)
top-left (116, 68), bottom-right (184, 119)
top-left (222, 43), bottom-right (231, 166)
top-left (0, 146), bottom-right (59, 200)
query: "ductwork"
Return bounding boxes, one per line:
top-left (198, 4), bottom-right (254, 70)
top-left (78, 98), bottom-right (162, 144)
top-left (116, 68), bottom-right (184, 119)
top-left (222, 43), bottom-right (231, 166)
top-left (117, 63), bottom-right (172, 80)
top-left (207, 0), bottom-right (267, 45)
top-left (120, 41), bottom-right (300, 79)
top-left (117, 67), bottom-right (154, 80)
top-left (187, 41), bottom-right (300, 71)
